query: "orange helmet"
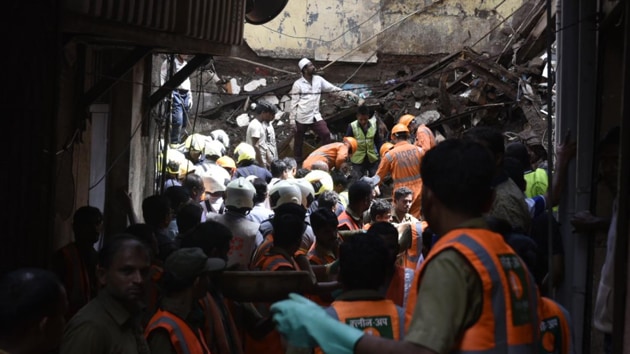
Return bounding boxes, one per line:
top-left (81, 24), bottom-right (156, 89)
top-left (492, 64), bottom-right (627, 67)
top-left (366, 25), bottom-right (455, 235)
top-left (380, 142), bottom-right (394, 158)
top-left (216, 156), bottom-right (237, 173)
top-left (343, 136), bottom-right (358, 154)
top-left (391, 123), bottom-right (410, 139)
top-left (398, 114), bottom-right (415, 127)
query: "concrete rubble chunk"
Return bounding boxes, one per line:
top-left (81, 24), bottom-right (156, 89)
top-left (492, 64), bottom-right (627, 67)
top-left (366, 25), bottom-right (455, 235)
top-left (244, 78), bottom-right (267, 92)
top-left (236, 113), bottom-right (250, 127)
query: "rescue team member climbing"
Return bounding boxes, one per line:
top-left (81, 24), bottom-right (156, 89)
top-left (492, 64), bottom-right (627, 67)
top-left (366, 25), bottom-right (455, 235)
top-left (290, 57), bottom-right (363, 165)
top-left (270, 139), bottom-right (543, 354)
top-left (376, 123), bottom-right (424, 219)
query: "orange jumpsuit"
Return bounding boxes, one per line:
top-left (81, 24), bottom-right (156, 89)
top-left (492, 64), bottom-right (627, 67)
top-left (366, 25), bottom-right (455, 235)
top-left (376, 141), bottom-right (424, 218)
top-left (302, 142), bottom-right (349, 171)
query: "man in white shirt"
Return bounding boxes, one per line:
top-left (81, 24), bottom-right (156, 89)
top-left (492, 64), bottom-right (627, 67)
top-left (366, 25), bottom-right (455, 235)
top-left (289, 58), bottom-right (363, 165)
top-left (246, 101), bottom-right (278, 169)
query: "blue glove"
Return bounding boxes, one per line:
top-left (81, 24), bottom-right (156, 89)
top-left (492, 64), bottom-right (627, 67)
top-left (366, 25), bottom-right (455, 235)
top-left (271, 293), bottom-right (364, 354)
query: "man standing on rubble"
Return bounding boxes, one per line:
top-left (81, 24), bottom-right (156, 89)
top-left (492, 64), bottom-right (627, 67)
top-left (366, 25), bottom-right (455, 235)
top-left (289, 58), bottom-right (363, 165)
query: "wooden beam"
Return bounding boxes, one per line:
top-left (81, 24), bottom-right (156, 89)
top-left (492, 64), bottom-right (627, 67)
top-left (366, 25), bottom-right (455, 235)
top-left (82, 46), bottom-right (152, 106)
top-left (148, 54), bottom-right (211, 107)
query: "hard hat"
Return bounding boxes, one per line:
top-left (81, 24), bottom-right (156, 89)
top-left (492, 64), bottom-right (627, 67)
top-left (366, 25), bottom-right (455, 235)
top-left (164, 149), bottom-right (187, 175)
top-left (291, 178), bottom-right (316, 208)
top-left (298, 58), bottom-right (312, 71)
top-left (179, 160), bottom-right (196, 176)
top-left (225, 177), bottom-right (255, 210)
top-left (268, 180), bottom-right (302, 209)
top-left (216, 156), bottom-right (236, 172)
top-left (234, 142), bottom-right (256, 164)
top-left (343, 137), bottom-right (358, 154)
top-left (304, 170), bottom-right (333, 196)
top-left (398, 114), bottom-right (416, 127)
top-left (379, 142), bottom-right (394, 158)
top-left (204, 140), bottom-right (226, 158)
top-left (391, 123), bottom-right (409, 139)
top-left (209, 129), bottom-right (230, 150)
top-left (201, 169), bottom-right (229, 193)
top-left (184, 133), bottom-right (207, 152)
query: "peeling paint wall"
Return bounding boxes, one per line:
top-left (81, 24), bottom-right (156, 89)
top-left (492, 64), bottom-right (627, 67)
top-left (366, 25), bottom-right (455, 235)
top-left (244, 0), bottom-right (528, 61)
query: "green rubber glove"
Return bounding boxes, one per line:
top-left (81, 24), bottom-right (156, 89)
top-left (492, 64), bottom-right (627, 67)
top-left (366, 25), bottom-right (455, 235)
top-left (271, 293), bottom-right (364, 354)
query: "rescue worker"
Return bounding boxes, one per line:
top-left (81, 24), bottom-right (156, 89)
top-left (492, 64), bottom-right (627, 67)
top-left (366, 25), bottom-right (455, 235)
top-left (337, 180), bottom-right (373, 233)
top-left (376, 123), bottom-right (424, 219)
top-left (179, 221), bottom-right (244, 354)
top-left (216, 155), bottom-right (237, 177)
top-left (145, 247), bottom-right (226, 354)
top-left (289, 57), bottom-right (363, 165)
top-left (304, 169), bottom-right (335, 198)
top-left (51, 206), bottom-right (102, 320)
top-left (307, 208), bottom-right (341, 267)
top-left (327, 232), bottom-right (405, 340)
top-left (270, 138), bottom-right (541, 354)
top-left (415, 124), bottom-right (436, 154)
top-left (233, 142), bottom-right (272, 183)
top-left (207, 177), bottom-right (259, 270)
top-left (346, 105), bottom-right (381, 181)
top-left (246, 101), bottom-right (278, 169)
top-left (538, 297), bottom-right (574, 354)
top-left (369, 222), bottom-right (415, 309)
top-left (390, 187), bottom-right (426, 270)
top-left (302, 137), bottom-right (358, 173)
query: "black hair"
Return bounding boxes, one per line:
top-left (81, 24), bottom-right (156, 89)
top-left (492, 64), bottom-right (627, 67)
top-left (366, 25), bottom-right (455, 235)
top-left (272, 203), bottom-right (306, 248)
top-left (182, 174), bottom-right (204, 194)
top-left (393, 186), bottom-right (413, 201)
top-left (316, 190), bottom-right (339, 211)
top-left (295, 168), bottom-right (310, 179)
top-left (503, 157), bottom-right (526, 192)
top-left (357, 105), bottom-right (370, 116)
top-left (348, 180), bottom-right (372, 205)
top-left (256, 101), bottom-right (277, 114)
top-left (463, 126), bottom-right (505, 159)
top-left (0, 268), bottom-right (64, 337)
top-left (164, 186), bottom-right (191, 212)
top-left (505, 141), bottom-right (531, 171)
top-left (331, 170), bottom-right (349, 188)
top-left (270, 160), bottom-right (287, 178)
top-left (282, 157), bottom-right (298, 171)
top-left (339, 233), bottom-right (388, 291)
top-left (366, 221), bottom-right (399, 270)
top-left (72, 206), bottom-right (103, 230)
top-left (179, 221), bottom-right (233, 258)
top-left (125, 223), bottom-right (156, 249)
top-left (251, 177), bottom-right (268, 204)
top-left (176, 203), bottom-right (203, 235)
top-left (98, 233), bottom-right (149, 269)
top-left (142, 194), bottom-right (171, 226)
top-left (369, 198), bottom-right (391, 222)
top-left (309, 207), bottom-right (338, 231)
top-left (421, 139), bottom-right (495, 215)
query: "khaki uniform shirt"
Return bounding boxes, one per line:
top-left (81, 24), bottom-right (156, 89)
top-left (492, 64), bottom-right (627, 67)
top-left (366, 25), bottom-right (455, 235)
top-left (61, 290), bottom-right (149, 354)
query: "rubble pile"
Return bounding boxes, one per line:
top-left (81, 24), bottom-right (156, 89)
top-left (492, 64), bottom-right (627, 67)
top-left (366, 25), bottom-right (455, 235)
top-left (184, 0), bottom-right (556, 158)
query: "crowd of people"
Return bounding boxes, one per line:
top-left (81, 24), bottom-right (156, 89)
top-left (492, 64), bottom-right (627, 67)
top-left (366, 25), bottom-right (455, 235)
top-left (1, 57), bottom-right (620, 354)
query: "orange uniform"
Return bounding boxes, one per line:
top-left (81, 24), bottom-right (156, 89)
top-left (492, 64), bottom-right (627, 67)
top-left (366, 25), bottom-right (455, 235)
top-left (337, 209), bottom-right (363, 231)
top-left (199, 290), bottom-right (244, 354)
top-left (302, 142), bottom-right (349, 171)
top-left (145, 309), bottom-right (211, 354)
top-left (385, 265), bottom-right (415, 308)
top-left (414, 124), bottom-right (436, 152)
top-left (376, 141), bottom-right (424, 218)
top-left (405, 228), bottom-right (539, 352)
top-left (538, 297), bottom-right (573, 354)
top-left (56, 244), bottom-right (95, 319)
top-left (398, 221), bottom-right (426, 270)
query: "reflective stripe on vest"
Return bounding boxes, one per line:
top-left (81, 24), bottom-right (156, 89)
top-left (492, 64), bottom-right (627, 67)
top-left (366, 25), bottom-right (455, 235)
top-left (350, 119), bottom-right (378, 164)
top-left (145, 310), bottom-right (211, 354)
top-left (403, 222), bottom-right (424, 269)
top-left (405, 229), bottom-right (538, 353)
top-left (328, 299), bottom-right (404, 340)
top-left (385, 266), bottom-right (414, 308)
top-left (338, 211), bottom-right (361, 231)
top-left (256, 253), bottom-right (297, 271)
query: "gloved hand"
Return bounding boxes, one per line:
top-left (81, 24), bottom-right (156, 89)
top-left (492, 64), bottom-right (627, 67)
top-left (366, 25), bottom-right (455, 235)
top-left (271, 293), bottom-right (364, 354)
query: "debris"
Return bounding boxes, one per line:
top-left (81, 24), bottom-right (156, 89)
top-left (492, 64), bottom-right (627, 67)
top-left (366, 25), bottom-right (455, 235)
top-left (236, 113), bottom-right (250, 127)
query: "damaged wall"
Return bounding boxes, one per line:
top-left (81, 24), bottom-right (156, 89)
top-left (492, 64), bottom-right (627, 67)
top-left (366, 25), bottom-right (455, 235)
top-left (244, 0), bottom-right (530, 62)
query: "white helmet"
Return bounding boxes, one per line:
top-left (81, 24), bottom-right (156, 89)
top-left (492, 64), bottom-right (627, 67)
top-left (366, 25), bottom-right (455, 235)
top-left (304, 170), bottom-right (333, 196)
top-left (210, 129), bottom-right (230, 150)
top-left (291, 178), bottom-right (316, 208)
top-left (225, 177), bottom-right (255, 210)
top-left (234, 142), bottom-right (256, 164)
top-left (200, 166), bottom-right (230, 193)
top-left (268, 180), bottom-right (302, 209)
top-left (204, 139), bottom-right (226, 159)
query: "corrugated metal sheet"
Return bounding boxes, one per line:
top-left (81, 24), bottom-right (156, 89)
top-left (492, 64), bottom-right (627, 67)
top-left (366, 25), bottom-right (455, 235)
top-left (64, 0), bottom-right (245, 45)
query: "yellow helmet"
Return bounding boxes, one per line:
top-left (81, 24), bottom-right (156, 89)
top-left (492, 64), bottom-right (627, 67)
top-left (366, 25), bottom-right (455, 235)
top-left (216, 156), bottom-right (237, 173)
top-left (234, 143), bottom-right (256, 164)
top-left (343, 137), bottom-right (358, 154)
top-left (304, 170), bottom-right (334, 196)
top-left (184, 133), bottom-right (207, 152)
